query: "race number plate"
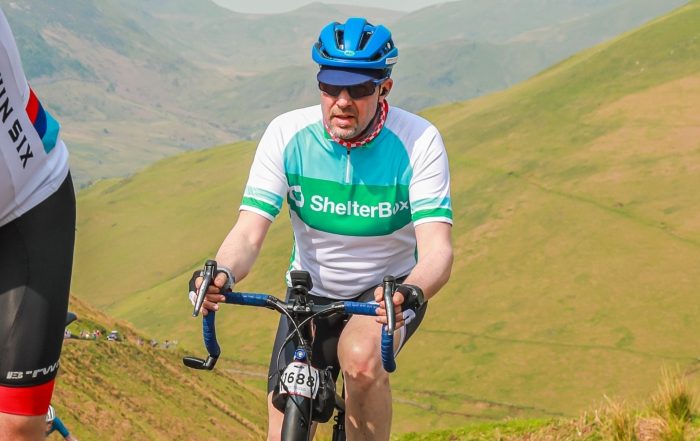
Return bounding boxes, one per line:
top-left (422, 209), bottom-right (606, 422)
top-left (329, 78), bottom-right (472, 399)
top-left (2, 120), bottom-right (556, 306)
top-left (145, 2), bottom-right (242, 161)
top-left (279, 361), bottom-right (320, 399)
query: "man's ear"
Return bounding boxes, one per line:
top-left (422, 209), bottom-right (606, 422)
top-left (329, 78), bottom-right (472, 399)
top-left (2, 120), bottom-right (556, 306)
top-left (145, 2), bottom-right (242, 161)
top-left (379, 78), bottom-right (393, 98)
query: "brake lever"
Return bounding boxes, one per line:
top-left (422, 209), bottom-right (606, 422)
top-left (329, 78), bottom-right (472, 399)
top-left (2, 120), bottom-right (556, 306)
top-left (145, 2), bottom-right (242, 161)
top-left (382, 275), bottom-right (396, 335)
top-left (192, 260), bottom-right (217, 317)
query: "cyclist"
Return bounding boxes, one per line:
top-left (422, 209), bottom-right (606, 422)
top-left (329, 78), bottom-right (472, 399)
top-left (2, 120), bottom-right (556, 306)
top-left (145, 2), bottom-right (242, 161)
top-left (45, 405), bottom-right (79, 441)
top-left (0, 6), bottom-right (76, 441)
top-left (192, 17), bottom-right (453, 440)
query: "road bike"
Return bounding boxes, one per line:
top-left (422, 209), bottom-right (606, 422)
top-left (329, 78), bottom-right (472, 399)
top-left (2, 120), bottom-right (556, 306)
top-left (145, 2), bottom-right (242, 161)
top-left (184, 260), bottom-right (398, 441)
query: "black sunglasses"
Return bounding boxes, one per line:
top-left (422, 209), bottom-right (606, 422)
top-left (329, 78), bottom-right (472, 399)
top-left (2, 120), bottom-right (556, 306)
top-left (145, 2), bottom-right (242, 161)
top-left (318, 79), bottom-right (384, 99)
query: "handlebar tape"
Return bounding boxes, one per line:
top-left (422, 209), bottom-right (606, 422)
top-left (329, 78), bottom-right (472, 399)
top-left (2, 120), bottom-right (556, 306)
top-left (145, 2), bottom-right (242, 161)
top-left (202, 310), bottom-right (221, 358)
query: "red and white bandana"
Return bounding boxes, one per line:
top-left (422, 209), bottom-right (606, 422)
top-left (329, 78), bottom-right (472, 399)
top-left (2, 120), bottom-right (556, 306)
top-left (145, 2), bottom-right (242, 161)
top-left (324, 100), bottom-right (389, 148)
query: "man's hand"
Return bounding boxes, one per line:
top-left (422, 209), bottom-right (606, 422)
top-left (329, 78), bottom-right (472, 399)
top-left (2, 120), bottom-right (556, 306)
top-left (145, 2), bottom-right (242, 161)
top-left (188, 268), bottom-right (234, 317)
top-left (373, 286), bottom-right (406, 329)
top-left (373, 284), bottom-right (425, 330)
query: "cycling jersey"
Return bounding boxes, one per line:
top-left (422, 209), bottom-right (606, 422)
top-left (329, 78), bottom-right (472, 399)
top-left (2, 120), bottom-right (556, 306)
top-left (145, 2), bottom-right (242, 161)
top-left (241, 103), bottom-right (452, 299)
top-left (0, 7), bottom-right (69, 228)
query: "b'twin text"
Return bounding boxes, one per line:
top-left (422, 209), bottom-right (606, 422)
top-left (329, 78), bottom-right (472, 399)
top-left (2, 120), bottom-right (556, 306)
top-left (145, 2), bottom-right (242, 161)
top-left (5, 361), bottom-right (60, 380)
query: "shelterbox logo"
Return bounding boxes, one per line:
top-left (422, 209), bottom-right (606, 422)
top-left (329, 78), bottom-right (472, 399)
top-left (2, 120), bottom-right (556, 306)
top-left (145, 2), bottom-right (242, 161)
top-left (310, 195), bottom-right (407, 218)
top-left (288, 185), bottom-right (409, 219)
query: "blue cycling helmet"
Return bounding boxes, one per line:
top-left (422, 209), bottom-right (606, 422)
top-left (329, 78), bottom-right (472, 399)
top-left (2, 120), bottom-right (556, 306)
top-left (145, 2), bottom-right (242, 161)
top-left (312, 18), bottom-right (398, 84)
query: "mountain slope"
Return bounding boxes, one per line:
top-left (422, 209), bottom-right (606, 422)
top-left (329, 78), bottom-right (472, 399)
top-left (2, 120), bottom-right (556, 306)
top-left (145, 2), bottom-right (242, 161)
top-left (392, 0), bottom-right (619, 46)
top-left (4, 0), bottom-right (688, 186)
top-left (71, 0), bottom-right (700, 433)
top-left (390, 0), bottom-right (689, 111)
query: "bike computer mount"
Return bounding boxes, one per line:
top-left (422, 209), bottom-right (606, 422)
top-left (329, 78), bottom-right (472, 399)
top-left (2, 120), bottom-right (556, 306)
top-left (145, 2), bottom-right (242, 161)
top-left (289, 270), bottom-right (313, 310)
top-left (290, 270), bottom-right (312, 292)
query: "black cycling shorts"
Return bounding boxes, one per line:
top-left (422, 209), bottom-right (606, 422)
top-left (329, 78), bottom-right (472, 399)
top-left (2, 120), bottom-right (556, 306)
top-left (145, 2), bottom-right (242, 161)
top-left (267, 277), bottom-right (428, 393)
top-left (0, 173), bottom-right (75, 415)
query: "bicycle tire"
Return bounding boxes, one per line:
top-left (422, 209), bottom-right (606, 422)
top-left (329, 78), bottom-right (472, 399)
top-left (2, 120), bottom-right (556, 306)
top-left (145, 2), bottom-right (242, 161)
top-left (281, 395), bottom-right (312, 441)
top-left (332, 410), bottom-right (346, 441)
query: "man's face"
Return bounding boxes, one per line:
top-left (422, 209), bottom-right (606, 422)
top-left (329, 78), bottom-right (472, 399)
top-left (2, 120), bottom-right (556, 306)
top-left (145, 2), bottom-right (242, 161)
top-left (320, 78), bottom-right (393, 141)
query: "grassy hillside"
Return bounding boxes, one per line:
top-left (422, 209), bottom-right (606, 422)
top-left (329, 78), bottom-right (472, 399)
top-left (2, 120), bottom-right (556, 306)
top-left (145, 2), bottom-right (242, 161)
top-left (4, 0), bottom-right (687, 187)
top-left (393, 374), bottom-right (699, 440)
top-left (56, 297), bottom-right (700, 439)
top-left (54, 296), bottom-right (267, 440)
top-left (72, 0), bottom-right (700, 434)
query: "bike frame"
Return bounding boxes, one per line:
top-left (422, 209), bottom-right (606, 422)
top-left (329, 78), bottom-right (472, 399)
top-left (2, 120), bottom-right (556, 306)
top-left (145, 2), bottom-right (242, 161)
top-left (184, 267), bottom-right (398, 441)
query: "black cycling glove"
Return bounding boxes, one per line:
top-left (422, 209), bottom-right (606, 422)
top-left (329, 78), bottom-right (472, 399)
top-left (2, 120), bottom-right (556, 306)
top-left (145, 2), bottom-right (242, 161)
top-left (188, 267), bottom-right (235, 294)
top-left (395, 284), bottom-right (425, 312)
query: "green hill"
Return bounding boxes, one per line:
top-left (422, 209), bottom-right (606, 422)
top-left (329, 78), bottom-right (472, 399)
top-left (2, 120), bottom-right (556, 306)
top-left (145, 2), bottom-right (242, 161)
top-left (56, 296), bottom-right (700, 439)
top-left (71, 0), bottom-right (700, 434)
top-left (391, 0), bottom-right (690, 112)
top-left (3, 0), bottom-right (687, 187)
top-left (54, 297), bottom-right (267, 440)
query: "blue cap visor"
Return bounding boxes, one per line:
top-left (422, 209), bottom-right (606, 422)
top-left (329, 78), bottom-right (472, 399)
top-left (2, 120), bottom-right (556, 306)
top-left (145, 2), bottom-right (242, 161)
top-left (317, 67), bottom-right (386, 86)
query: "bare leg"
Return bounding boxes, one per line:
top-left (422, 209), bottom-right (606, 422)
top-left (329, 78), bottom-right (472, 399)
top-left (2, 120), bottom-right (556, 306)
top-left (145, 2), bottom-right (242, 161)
top-left (267, 392), bottom-right (285, 441)
top-left (338, 315), bottom-right (392, 441)
top-left (0, 413), bottom-right (45, 441)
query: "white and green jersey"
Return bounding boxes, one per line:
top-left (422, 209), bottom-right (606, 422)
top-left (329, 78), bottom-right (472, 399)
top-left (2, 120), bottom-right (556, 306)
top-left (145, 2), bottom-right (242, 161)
top-left (241, 104), bottom-right (452, 299)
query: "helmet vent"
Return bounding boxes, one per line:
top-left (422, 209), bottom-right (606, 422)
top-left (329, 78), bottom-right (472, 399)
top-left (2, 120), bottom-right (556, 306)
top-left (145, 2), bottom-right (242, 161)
top-left (335, 30), bottom-right (345, 51)
top-left (358, 31), bottom-right (372, 51)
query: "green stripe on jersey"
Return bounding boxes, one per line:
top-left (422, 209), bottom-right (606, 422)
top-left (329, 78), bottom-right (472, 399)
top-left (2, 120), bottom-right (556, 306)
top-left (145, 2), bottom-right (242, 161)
top-left (411, 196), bottom-right (451, 211)
top-left (241, 197), bottom-right (280, 218)
top-left (412, 207), bottom-right (453, 222)
top-left (244, 186), bottom-right (284, 207)
top-left (287, 174), bottom-right (411, 236)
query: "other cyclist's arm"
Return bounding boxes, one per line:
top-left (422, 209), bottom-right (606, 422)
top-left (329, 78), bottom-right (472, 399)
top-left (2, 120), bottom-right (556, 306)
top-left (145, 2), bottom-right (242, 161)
top-left (375, 221), bottom-right (453, 328)
top-left (196, 211), bottom-right (272, 315)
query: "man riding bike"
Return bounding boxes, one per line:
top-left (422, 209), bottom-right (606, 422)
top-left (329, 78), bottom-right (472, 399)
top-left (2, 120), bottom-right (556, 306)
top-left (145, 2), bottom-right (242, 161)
top-left (45, 406), bottom-right (79, 441)
top-left (191, 17), bottom-right (453, 440)
top-left (0, 6), bottom-right (76, 441)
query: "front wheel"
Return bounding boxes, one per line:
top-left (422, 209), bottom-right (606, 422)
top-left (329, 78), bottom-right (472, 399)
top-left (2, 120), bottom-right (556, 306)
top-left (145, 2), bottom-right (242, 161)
top-left (331, 410), bottom-right (345, 441)
top-left (281, 395), bottom-right (312, 441)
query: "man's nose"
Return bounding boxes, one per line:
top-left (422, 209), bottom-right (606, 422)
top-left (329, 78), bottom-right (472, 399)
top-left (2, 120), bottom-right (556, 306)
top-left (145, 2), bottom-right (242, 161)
top-left (335, 88), bottom-right (353, 106)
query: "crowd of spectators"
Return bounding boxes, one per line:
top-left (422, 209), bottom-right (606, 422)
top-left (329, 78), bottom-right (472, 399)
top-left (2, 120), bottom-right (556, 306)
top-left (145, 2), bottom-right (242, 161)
top-left (64, 326), bottom-right (176, 349)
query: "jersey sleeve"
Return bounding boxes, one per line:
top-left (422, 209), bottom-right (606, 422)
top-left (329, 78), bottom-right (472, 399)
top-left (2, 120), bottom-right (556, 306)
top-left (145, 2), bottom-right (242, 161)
top-left (0, 9), bottom-right (29, 104)
top-left (239, 117), bottom-right (288, 221)
top-left (409, 126), bottom-right (453, 226)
